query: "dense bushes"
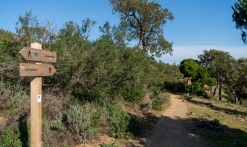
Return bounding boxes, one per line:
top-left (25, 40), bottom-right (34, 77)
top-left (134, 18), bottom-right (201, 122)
top-left (106, 104), bottom-right (130, 139)
top-left (0, 125), bottom-right (22, 147)
top-left (118, 83), bottom-right (145, 103)
top-left (0, 80), bottom-right (28, 110)
top-left (152, 93), bottom-right (168, 111)
top-left (50, 102), bottom-right (141, 143)
top-left (185, 81), bottom-right (208, 97)
top-left (0, 12), bottom-right (177, 146)
top-left (0, 119), bottom-right (29, 147)
top-left (51, 103), bottom-right (98, 142)
top-left (66, 104), bottom-right (98, 142)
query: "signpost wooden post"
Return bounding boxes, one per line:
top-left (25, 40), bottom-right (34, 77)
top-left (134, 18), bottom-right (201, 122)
top-left (19, 42), bottom-right (56, 147)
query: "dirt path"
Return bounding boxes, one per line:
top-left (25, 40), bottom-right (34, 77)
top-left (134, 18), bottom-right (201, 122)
top-left (146, 94), bottom-right (207, 147)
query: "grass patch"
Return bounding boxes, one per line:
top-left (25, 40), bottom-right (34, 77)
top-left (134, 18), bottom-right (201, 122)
top-left (186, 97), bottom-right (247, 147)
top-left (101, 142), bottom-right (119, 147)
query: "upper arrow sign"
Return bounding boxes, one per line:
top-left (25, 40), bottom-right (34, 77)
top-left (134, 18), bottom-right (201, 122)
top-left (19, 63), bottom-right (56, 77)
top-left (19, 47), bottom-right (57, 63)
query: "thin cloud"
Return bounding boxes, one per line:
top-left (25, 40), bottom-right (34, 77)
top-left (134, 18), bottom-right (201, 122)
top-left (160, 45), bottom-right (247, 65)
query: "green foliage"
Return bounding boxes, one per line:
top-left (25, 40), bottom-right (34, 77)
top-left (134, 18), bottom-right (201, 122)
top-left (65, 103), bottom-right (98, 142)
top-left (0, 120), bottom-right (29, 147)
top-left (118, 83), bottom-right (145, 103)
top-left (0, 8), bottom-right (197, 145)
top-left (198, 49), bottom-right (239, 101)
top-left (152, 94), bottom-right (167, 111)
top-left (0, 125), bottom-right (22, 147)
top-left (232, 0), bottom-right (247, 43)
top-left (99, 21), bottom-right (129, 48)
top-left (160, 62), bottom-right (184, 93)
top-left (205, 77), bottom-right (217, 87)
top-left (106, 104), bottom-right (130, 139)
top-left (71, 84), bottom-right (89, 102)
top-left (51, 113), bottom-right (65, 131)
top-left (179, 58), bottom-right (199, 79)
top-left (15, 10), bottom-right (52, 47)
top-left (0, 80), bottom-right (28, 109)
top-left (109, 0), bottom-right (174, 57)
top-left (185, 81), bottom-right (208, 98)
top-left (0, 29), bottom-right (20, 58)
top-left (0, 30), bottom-right (22, 80)
top-left (223, 57), bottom-right (247, 104)
top-left (179, 57), bottom-right (217, 97)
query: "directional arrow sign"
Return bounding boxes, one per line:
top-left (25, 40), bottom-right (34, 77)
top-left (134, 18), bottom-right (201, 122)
top-left (19, 47), bottom-right (57, 63)
top-left (19, 63), bottom-right (56, 77)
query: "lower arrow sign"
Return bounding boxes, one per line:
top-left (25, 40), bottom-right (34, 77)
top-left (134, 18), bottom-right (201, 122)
top-left (19, 63), bottom-right (56, 77)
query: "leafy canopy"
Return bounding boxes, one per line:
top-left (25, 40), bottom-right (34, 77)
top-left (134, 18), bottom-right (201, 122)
top-left (179, 58), bottom-right (199, 79)
top-left (232, 0), bottom-right (247, 43)
top-left (109, 0), bottom-right (174, 57)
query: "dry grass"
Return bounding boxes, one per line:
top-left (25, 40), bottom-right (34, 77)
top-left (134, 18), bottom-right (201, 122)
top-left (185, 97), bottom-right (247, 147)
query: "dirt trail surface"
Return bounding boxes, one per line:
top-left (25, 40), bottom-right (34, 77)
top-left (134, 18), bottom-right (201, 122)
top-left (78, 94), bottom-right (209, 147)
top-left (146, 94), bottom-right (208, 147)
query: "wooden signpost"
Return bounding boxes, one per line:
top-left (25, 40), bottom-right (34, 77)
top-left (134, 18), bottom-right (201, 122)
top-left (19, 42), bottom-right (56, 147)
top-left (19, 47), bottom-right (57, 63)
top-left (19, 63), bottom-right (56, 77)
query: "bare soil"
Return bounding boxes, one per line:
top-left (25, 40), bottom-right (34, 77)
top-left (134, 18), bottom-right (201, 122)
top-left (145, 94), bottom-right (208, 147)
top-left (79, 94), bottom-right (209, 147)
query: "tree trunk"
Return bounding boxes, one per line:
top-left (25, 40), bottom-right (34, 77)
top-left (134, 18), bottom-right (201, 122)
top-left (187, 77), bottom-right (192, 85)
top-left (213, 72), bottom-right (220, 97)
top-left (219, 80), bottom-right (222, 101)
top-left (235, 97), bottom-right (240, 105)
top-left (236, 97), bottom-right (242, 105)
top-left (186, 77), bottom-right (191, 96)
top-left (213, 84), bottom-right (218, 97)
top-left (239, 98), bottom-right (242, 105)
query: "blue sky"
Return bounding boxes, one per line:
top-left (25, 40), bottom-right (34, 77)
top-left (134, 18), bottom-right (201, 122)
top-left (0, 0), bottom-right (246, 64)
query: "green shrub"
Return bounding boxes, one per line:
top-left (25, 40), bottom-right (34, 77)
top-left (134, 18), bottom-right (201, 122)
top-left (51, 113), bottom-right (65, 131)
top-left (185, 81), bottom-right (208, 98)
top-left (106, 104), bottom-right (130, 139)
top-left (164, 81), bottom-right (185, 93)
top-left (65, 103), bottom-right (98, 142)
top-left (119, 83), bottom-right (145, 103)
top-left (0, 125), bottom-right (22, 147)
top-left (150, 85), bottom-right (160, 96)
top-left (0, 80), bottom-right (28, 109)
top-left (71, 84), bottom-right (89, 101)
top-left (152, 94), bottom-right (167, 111)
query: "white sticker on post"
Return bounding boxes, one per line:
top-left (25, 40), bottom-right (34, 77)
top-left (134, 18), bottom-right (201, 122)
top-left (37, 95), bottom-right (41, 102)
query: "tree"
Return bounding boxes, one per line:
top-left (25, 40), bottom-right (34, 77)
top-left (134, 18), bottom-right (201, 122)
top-left (232, 0), bottom-right (247, 43)
top-left (99, 21), bottom-right (129, 48)
top-left (179, 58), bottom-right (199, 85)
top-left (234, 58), bottom-right (247, 104)
top-left (51, 20), bottom-right (95, 90)
top-left (179, 58), bottom-right (216, 97)
top-left (15, 11), bottom-right (43, 46)
top-left (224, 58), bottom-right (247, 104)
top-left (109, 0), bottom-right (174, 57)
top-left (198, 49), bottom-right (234, 101)
top-left (15, 10), bottom-right (59, 48)
top-left (179, 59), bottom-right (199, 95)
top-left (194, 66), bottom-right (216, 96)
top-left (0, 29), bottom-right (21, 80)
